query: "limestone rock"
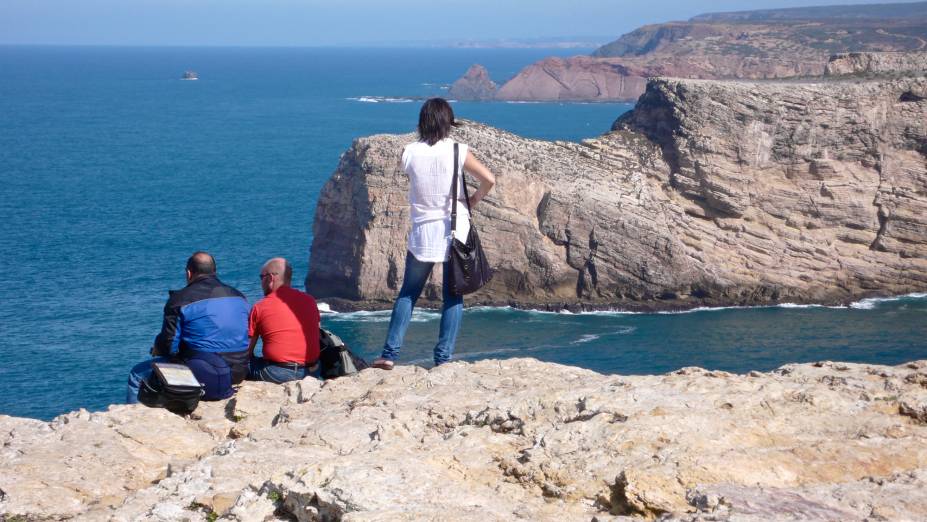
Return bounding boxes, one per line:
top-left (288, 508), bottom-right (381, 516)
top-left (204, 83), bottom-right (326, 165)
top-left (0, 406), bottom-right (217, 519)
top-left (307, 70), bottom-right (927, 311)
top-left (448, 64), bottom-right (498, 101)
top-left (825, 51), bottom-right (927, 77)
top-left (4, 359), bottom-right (927, 520)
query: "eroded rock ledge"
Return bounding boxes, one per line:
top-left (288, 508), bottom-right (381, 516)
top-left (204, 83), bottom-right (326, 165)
top-left (4, 359), bottom-right (927, 520)
top-left (307, 71), bottom-right (927, 311)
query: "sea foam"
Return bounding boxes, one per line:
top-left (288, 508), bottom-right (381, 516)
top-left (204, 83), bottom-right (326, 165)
top-left (346, 96), bottom-right (415, 103)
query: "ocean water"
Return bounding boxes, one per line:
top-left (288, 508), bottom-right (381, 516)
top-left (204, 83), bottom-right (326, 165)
top-left (1, 46), bottom-right (925, 420)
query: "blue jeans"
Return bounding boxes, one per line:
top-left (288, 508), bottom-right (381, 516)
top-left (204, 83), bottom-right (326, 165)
top-left (249, 357), bottom-right (320, 384)
top-left (380, 250), bottom-right (463, 366)
top-left (126, 356), bottom-right (170, 404)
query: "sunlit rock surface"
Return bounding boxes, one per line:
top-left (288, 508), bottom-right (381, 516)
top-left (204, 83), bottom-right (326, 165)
top-left (3, 359), bottom-right (927, 520)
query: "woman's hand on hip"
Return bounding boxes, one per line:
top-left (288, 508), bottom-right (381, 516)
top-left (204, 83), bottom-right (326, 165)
top-left (463, 150), bottom-right (495, 207)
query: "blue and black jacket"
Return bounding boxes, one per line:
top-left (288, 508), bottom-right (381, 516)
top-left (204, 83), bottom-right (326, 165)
top-left (153, 275), bottom-right (250, 383)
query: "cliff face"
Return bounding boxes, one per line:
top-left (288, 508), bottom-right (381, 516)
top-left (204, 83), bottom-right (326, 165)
top-left (493, 56), bottom-right (650, 102)
top-left (483, 2), bottom-right (927, 102)
top-left (5, 359), bottom-right (927, 520)
top-left (307, 70), bottom-right (927, 311)
top-left (493, 52), bottom-right (824, 102)
top-left (825, 51), bottom-right (927, 76)
top-left (691, 1), bottom-right (927, 22)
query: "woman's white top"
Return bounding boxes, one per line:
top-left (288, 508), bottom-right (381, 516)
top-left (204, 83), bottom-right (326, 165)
top-left (402, 138), bottom-right (471, 263)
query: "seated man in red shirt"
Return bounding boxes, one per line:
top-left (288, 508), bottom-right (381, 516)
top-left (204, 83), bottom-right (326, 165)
top-left (247, 257), bottom-right (321, 383)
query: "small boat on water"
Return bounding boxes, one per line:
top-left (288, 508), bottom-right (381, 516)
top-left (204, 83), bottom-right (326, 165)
top-left (182, 70), bottom-right (199, 81)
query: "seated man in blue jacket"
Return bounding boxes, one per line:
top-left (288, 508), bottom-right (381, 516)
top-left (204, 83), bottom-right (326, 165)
top-left (126, 251), bottom-right (251, 403)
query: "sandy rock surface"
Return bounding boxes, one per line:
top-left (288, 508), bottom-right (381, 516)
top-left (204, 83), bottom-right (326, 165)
top-left (308, 69), bottom-right (927, 311)
top-left (3, 359), bottom-right (927, 520)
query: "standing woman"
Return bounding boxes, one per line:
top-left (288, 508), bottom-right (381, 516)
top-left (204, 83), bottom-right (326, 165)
top-left (372, 98), bottom-right (495, 369)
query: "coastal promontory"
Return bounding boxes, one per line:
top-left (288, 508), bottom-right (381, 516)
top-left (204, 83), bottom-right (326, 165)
top-left (307, 54), bottom-right (927, 311)
top-left (453, 1), bottom-right (927, 102)
top-left (4, 358), bottom-right (927, 520)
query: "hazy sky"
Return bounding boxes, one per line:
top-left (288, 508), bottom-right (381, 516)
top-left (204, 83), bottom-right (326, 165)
top-left (0, 0), bottom-right (918, 46)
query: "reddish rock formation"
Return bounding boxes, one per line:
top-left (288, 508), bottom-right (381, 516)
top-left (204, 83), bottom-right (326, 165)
top-left (493, 53), bottom-right (823, 102)
top-left (447, 64), bottom-right (498, 100)
top-left (494, 56), bottom-right (649, 102)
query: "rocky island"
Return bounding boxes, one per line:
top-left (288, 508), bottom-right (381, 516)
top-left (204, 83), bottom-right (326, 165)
top-left (308, 52), bottom-right (927, 312)
top-left (4, 358), bottom-right (927, 520)
top-left (448, 1), bottom-right (927, 102)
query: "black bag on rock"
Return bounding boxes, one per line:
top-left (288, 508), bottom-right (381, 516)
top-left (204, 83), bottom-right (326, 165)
top-left (319, 328), bottom-right (369, 379)
top-left (138, 362), bottom-right (204, 415)
top-left (447, 143), bottom-right (492, 296)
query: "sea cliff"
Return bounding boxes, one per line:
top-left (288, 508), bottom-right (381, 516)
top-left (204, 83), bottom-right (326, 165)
top-left (449, 2), bottom-right (927, 102)
top-left (307, 62), bottom-right (927, 312)
top-left (4, 359), bottom-right (927, 520)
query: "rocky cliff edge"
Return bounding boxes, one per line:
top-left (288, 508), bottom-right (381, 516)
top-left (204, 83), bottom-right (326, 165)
top-left (5, 358), bottom-right (927, 520)
top-left (307, 68), bottom-right (927, 312)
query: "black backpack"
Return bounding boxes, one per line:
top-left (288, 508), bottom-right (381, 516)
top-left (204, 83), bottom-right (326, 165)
top-left (138, 362), bottom-right (205, 414)
top-left (319, 328), bottom-right (369, 380)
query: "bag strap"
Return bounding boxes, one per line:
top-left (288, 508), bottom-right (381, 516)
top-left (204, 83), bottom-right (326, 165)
top-left (450, 142), bottom-right (473, 238)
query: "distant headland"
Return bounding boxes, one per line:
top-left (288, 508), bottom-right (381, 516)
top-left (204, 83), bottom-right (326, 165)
top-left (448, 0), bottom-right (927, 102)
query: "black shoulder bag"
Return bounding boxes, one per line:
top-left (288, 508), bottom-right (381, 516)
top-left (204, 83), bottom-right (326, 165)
top-left (138, 362), bottom-right (204, 415)
top-left (447, 143), bottom-right (492, 296)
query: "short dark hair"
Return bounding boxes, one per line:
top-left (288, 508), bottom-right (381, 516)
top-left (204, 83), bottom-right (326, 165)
top-left (417, 98), bottom-right (457, 146)
top-left (186, 251), bottom-right (216, 277)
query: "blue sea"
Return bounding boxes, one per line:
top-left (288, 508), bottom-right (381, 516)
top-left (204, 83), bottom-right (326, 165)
top-left (1, 46), bottom-right (925, 420)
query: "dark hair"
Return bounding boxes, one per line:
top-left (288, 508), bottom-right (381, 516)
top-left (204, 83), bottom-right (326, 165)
top-left (186, 251), bottom-right (216, 277)
top-left (417, 98), bottom-right (456, 146)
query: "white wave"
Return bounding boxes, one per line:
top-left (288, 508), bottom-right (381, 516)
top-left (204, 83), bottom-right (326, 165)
top-left (466, 305), bottom-right (517, 313)
top-left (570, 326), bottom-right (636, 345)
top-left (327, 309), bottom-right (440, 323)
top-left (849, 292), bottom-right (927, 310)
top-left (660, 305), bottom-right (750, 314)
top-left (317, 302), bottom-right (334, 314)
top-left (777, 303), bottom-right (821, 309)
top-left (576, 309), bottom-right (644, 316)
top-left (346, 96), bottom-right (415, 104)
top-left (325, 293), bottom-right (926, 320)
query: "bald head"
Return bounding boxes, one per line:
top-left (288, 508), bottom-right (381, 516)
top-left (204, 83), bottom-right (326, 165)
top-left (260, 257), bottom-right (292, 295)
top-left (185, 251), bottom-right (216, 282)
